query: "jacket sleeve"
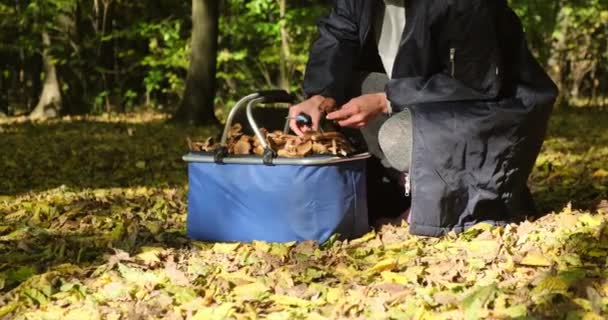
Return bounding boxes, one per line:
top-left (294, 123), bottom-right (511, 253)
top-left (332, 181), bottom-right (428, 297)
top-left (386, 1), bottom-right (505, 109)
top-left (302, 0), bottom-right (361, 104)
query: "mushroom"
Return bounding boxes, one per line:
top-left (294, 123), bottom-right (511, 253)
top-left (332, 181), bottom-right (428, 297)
top-left (312, 142), bottom-right (329, 154)
top-left (310, 131), bottom-right (343, 141)
top-left (229, 123), bottom-right (243, 139)
top-left (189, 124), bottom-right (355, 158)
top-left (277, 149), bottom-right (298, 158)
top-left (330, 139), bottom-right (338, 155)
top-left (253, 144), bottom-right (265, 156)
top-left (267, 138), bottom-right (282, 152)
top-left (233, 136), bottom-right (252, 155)
top-left (201, 137), bottom-right (217, 152)
top-left (296, 140), bottom-right (313, 157)
top-left (187, 136), bottom-right (218, 152)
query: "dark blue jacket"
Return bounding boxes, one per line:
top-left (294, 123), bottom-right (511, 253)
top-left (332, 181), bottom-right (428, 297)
top-left (303, 0), bottom-right (558, 236)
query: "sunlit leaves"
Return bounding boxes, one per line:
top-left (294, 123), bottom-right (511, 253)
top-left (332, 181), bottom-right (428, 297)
top-left (1, 112), bottom-right (608, 318)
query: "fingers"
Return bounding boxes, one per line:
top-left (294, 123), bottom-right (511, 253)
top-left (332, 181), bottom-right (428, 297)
top-left (327, 101), bottom-right (367, 128)
top-left (289, 118), bottom-right (305, 136)
top-left (289, 113), bottom-right (312, 136)
top-left (337, 114), bottom-right (367, 128)
top-left (342, 122), bottom-right (367, 129)
top-left (326, 103), bottom-right (359, 121)
top-left (288, 96), bottom-right (341, 135)
top-left (288, 102), bottom-right (318, 137)
top-left (288, 106), bottom-right (302, 136)
top-left (311, 117), bottom-right (320, 132)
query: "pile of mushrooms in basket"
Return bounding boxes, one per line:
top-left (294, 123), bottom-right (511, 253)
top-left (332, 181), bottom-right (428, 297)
top-left (188, 123), bottom-right (355, 158)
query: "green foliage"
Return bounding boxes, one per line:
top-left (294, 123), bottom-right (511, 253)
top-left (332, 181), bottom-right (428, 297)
top-left (216, 0), bottom-right (327, 116)
top-left (0, 0), bottom-right (329, 115)
top-left (1, 0), bottom-right (607, 114)
top-left (0, 0), bottom-right (191, 114)
top-left (1, 109), bottom-right (608, 318)
top-left (137, 19), bottom-right (190, 104)
top-left (510, 0), bottom-right (608, 104)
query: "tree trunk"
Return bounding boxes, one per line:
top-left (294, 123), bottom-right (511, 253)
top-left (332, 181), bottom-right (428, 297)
top-left (0, 72), bottom-right (7, 117)
top-left (29, 54), bottom-right (43, 111)
top-left (172, 0), bottom-right (220, 125)
top-left (278, 0), bottom-right (291, 91)
top-left (30, 32), bottom-right (62, 120)
top-left (546, 4), bottom-right (569, 108)
top-left (547, 0), bottom-right (572, 108)
top-left (61, 2), bottom-right (88, 115)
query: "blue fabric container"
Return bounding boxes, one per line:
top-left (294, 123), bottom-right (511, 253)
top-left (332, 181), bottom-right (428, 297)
top-left (184, 155), bottom-right (369, 243)
top-left (183, 91), bottom-right (369, 243)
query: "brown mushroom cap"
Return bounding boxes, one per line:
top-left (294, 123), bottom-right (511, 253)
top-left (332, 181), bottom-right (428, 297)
top-left (233, 136), bottom-right (252, 155)
top-left (312, 142), bottom-right (329, 154)
top-left (253, 144), bottom-right (264, 156)
top-left (189, 124), bottom-right (354, 157)
top-left (309, 131), bottom-right (343, 141)
top-left (229, 123), bottom-right (243, 138)
top-left (296, 140), bottom-right (313, 157)
top-left (277, 149), bottom-right (299, 158)
top-left (187, 136), bottom-right (219, 152)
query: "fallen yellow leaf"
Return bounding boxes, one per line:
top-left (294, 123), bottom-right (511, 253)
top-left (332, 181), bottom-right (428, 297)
top-left (271, 294), bottom-right (319, 307)
top-left (531, 276), bottom-right (570, 299)
top-left (349, 230), bottom-right (377, 246)
top-left (520, 253), bottom-right (552, 267)
top-left (325, 287), bottom-right (344, 304)
top-left (212, 243), bottom-right (240, 254)
top-left (381, 271), bottom-right (409, 285)
top-left (592, 169), bottom-right (608, 178)
top-left (232, 282), bottom-right (270, 301)
top-left (306, 312), bottom-right (330, 320)
top-left (578, 214), bottom-right (604, 227)
top-left (219, 271), bottom-right (257, 284)
top-left (366, 258), bottom-right (398, 274)
top-left (135, 247), bottom-right (163, 265)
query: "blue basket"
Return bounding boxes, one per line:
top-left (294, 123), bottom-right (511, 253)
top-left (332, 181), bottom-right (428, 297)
top-left (183, 91), bottom-right (369, 243)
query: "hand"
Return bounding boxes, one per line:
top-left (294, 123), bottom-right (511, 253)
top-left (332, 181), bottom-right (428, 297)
top-left (326, 93), bottom-right (389, 129)
top-left (288, 95), bottom-right (336, 136)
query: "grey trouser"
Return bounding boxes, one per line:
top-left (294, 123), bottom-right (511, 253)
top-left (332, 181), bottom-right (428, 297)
top-left (353, 72), bottom-right (412, 173)
top-left (346, 72), bottom-right (413, 220)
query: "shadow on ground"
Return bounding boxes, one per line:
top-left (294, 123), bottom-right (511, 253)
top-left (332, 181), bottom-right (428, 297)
top-left (2, 109), bottom-right (606, 211)
top-left (530, 108), bottom-right (608, 213)
top-left (0, 186), bottom-right (191, 293)
top-left (0, 118), bottom-right (217, 196)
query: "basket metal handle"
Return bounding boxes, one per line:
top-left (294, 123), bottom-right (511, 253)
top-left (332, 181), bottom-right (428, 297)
top-left (216, 90), bottom-right (296, 164)
top-left (220, 91), bottom-right (296, 146)
top-left (246, 97), bottom-right (274, 164)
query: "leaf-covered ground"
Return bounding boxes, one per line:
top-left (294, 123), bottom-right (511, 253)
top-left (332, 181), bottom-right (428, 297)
top-left (1, 110), bottom-right (607, 319)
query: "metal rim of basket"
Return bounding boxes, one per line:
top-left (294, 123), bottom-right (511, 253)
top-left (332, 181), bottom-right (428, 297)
top-left (184, 90), bottom-right (371, 166)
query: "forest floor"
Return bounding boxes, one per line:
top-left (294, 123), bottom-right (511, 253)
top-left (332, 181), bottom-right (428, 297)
top-left (0, 109), bottom-right (607, 319)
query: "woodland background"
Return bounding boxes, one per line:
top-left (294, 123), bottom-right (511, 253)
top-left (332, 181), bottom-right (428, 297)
top-left (1, 0), bottom-right (607, 122)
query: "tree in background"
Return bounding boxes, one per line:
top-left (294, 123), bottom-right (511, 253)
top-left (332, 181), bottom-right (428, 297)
top-left (29, 31), bottom-right (62, 119)
top-left (0, 0), bottom-right (607, 119)
top-left (173, 0), bottom-right (220, 125)
top-left (278, 0), bottom-right (290, 91)
top-left (510, 0), bottom-right (608, 107)
top-left (0, 0), bottom-right (191, 117)
top-left (215, 0), bottom-right (326, 116)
